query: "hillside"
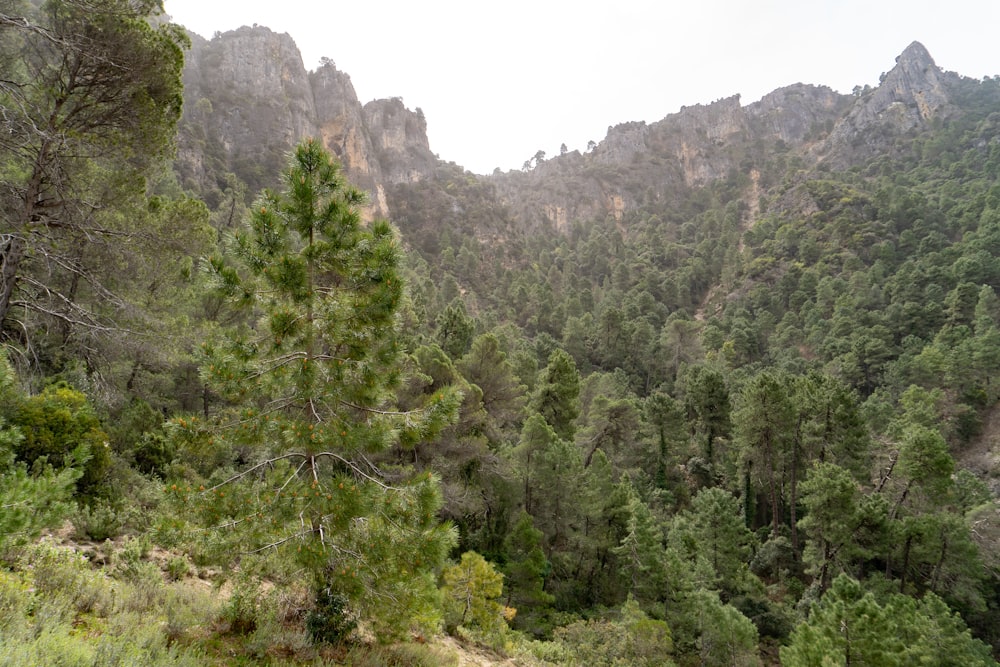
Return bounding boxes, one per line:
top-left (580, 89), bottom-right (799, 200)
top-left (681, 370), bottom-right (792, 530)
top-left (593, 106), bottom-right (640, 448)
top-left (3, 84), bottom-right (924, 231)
top-left (2, 5), bottom-right (1000, 665)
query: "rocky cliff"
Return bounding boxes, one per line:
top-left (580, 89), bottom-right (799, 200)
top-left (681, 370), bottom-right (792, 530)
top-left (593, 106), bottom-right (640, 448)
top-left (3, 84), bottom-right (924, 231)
top-left (822, 41), bottom-right (961, 168)
top-left (174, 31), bottom-right (973, 239)
top-left (482, 41), bottom-right (967, 231)
top-left (174, 26), bottom-right (435, 217)
top-left (486, 85), bottom-right (853, 231)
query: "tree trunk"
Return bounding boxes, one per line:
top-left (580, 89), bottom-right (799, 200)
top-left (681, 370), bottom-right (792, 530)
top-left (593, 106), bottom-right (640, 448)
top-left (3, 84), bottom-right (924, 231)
top-left (899, 533), bottom-right (913, 593)
top-left (765, 430), bottom-right (780, 537)
top-left (2, 138), bottom-right (53, 330)
top-left (0, 234), bottom-right (26, 327)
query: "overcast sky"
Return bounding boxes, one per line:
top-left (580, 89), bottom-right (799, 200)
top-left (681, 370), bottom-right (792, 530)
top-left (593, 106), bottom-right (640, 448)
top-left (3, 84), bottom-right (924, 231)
top-left (163, 0), bottom-right (1000, 175)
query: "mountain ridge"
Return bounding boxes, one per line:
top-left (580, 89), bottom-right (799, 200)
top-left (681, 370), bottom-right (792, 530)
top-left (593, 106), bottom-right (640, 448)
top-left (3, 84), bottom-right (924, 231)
top-left (170, 27), bottom-right (979, 239)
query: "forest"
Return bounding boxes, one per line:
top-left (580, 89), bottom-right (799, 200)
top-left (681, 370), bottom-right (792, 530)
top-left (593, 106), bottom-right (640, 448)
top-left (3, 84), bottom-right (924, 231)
top-left (1, 1), bottom-right (1000, 666)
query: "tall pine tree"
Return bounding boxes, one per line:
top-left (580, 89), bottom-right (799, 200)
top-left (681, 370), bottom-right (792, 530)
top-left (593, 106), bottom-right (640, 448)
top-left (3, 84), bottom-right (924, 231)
top-left (177, 140), bottom-right (461, 639)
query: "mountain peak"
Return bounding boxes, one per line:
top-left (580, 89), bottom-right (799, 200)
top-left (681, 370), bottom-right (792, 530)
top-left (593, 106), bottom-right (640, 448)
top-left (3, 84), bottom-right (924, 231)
top-left (820, 40), bottom-right (954, 167)
top-left (896, 41), bottom-right (935, 67)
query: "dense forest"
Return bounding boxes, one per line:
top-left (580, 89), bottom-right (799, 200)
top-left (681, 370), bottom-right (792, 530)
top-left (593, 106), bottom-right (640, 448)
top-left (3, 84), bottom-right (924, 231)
top-left (1, 1), bottom-right (1000, 665)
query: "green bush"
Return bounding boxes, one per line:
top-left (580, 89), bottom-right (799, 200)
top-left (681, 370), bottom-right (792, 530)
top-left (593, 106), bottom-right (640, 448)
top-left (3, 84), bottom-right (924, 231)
top-left (306, 586), bottom-right (356, 645)
top-left (345, 643), bottom-right (460, 667)
top-left (166, 555), bottom-right (191, 581)
top-left (221, 572), bottom-right (262, 635)
top-left (164, 585), bottom-right (216, 645)
top-left (9, 383), bottom-right (112, 500)
top-left (112, 535), bottom-right (151, 579)
top-left (27, 543), bottom-right (113, 616)
top-left (72, 501), bottom-right (126, 541)
top-left (0, 570), bottom-right (32, 632)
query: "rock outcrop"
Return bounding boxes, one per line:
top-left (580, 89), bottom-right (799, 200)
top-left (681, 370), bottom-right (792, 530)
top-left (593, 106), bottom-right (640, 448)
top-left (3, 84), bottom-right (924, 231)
top-left (822, 41), bottom-right (959, 167)
top-left (174, 30), bottom-right (970, 240)
top-left (363, 98), bottom-right (437, 184)
top-left (174, 25), bottom-right (436, 218)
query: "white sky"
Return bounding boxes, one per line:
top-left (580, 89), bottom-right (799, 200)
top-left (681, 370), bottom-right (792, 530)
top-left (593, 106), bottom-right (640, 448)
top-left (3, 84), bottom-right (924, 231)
top-left (162, 0), bottom-right (1000, 175)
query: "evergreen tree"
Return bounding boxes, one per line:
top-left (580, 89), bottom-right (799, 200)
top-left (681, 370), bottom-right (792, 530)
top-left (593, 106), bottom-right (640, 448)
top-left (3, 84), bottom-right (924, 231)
top-left (675, 486), bottom-right (755, 594)
top-left (457, 332), bottom-right (527, 436)
top-left (613, 477), bottom-right (666, 601)
top-left (781, 575), bottom-right (995, 667)
top-left (441, 551), bottom-right (508, 635)
top-left (0, 354), bottom-right (80, 548)
top-left (0, 0), bottom-right (188, 343)
top-left (176, 140), bottom-right (461, 639)
top-left (798, 462), bottom-right (862, 590)
top-left (733, 370), bottom-right (796, 535)
top-left (530, 349), bottom-right (581, 441)
top-left (682, 365), bottom-right (731, 478)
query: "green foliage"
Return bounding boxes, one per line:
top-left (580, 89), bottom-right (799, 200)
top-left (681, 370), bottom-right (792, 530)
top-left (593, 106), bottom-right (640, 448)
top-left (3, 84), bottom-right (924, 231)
top-left (798, 462), bottom-right (861, 589)
top-left (0, 543), bottom-right (207, 667)
top-left (782, 574), bottom-right (996, 666)
top-left (222, 572), bottom-right (264, 635)
top-left (555, 597), bottom-right (675, 666)
top-left (681, 589), bottom-right (761, 667)
top-left (0, 356), bottom-right (80, 547)
top-left (178, 139), bottom-right (461, 642)
top-left (436, 299), bottom-right (476, 358)
top-left (306, 586), bottom-right (356, 645)
top-left (613, 478), bottom-right (667, 601)
top-left (441, 551), bottom-right (508, 635)
top-left (672, 486), bottom-right (755, 594)
top-left (530, 349), bottom-right (581, 440)
top-left (5, 20), bottom-right (1000, 663)
top-left (9, 382), bottom-right (111, 499)
top-left (503, 511), bottom-right (554, 622)
top-left (71, 500), bottom-right (127, 541)
top-left (0, 0), bottom-right (192, 370)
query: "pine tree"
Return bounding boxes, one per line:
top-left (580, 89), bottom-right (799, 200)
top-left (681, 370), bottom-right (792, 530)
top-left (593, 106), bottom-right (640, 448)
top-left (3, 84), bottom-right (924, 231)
top-left (0, 0), bottom-right (188, 344)
top-left (781, 575), bottom-right (995, 667)
top-left (530, 349), bottom-right (581, 441)
top-left (175, 140), bottom-right (461, 640)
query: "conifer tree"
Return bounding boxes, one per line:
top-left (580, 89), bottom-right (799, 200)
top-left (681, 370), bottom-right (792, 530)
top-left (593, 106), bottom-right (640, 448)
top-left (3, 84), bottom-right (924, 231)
top-left (175, 140), bottom-right (461, 640)
top-left (0, 0), bottom-right (189, 346)
top-left (530, 349), bottom-right (581, 441)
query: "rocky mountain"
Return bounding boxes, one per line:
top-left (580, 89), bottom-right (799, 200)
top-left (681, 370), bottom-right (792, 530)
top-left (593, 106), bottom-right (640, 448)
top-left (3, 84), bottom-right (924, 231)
top-left (173, 26), bottom-right (435, 216)
top-left (482, 41), bottom-right (969, 234)
top-left (172, 28), bottom-right (977, 241)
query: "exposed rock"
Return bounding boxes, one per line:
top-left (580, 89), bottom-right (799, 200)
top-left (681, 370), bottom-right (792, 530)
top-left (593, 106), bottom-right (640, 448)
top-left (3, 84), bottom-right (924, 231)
top-left (822, 41), bottom-right (959, 167)
top-left (746, 84), bottom-right (851, 145)
top-left (363, 98), bottom-right (437, 184)
top-left (174, 26), bottom-right (433, 218)
top-left (593, 121), bottom-right (650, 165)
top-left (174, 30), bottom-right (972, 243)
top-left (311, 63), bottom-right (381, 181)
top-left (176, 25), bottom-right (316, 195)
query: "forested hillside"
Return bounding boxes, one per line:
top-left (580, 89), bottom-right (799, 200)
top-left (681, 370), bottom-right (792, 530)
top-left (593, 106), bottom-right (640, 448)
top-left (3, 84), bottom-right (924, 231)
top-left (1, 3), bottom-right (999, 665)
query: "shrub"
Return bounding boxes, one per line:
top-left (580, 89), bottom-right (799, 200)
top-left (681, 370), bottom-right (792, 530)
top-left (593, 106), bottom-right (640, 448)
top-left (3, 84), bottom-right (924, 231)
top-left (27, 543), bottom-right (113, 615)
top-left (72, 501), bottom-right (126, 541)
top-left (221, 573), bottom-right (262, 635)
top-left (306, 587), bottom-right (356, 645)
top-left (166, 556), bottom-right (191, 582)
top-left (10, 383), bottom-right (112, 500)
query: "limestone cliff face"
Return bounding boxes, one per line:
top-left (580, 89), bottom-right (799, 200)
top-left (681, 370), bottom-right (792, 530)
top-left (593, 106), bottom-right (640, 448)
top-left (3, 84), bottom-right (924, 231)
top-left (822, 41), bottom-right (959, 167)
top-left (177, 25), bottom-right (316, 195)
top-left (174, 26), bottom-right (435, 218)
top-left (746, 84), bottom-right (850, 145)
top-left (309, 62), bottom-right (385, 212)
top-left (491, 86), bottom-right (850, 230)
top-left (487, 42), bottom-right (970, 229)
top-left (176, 31), bottom-right (968, 243)
top-left (363, 98), bottom-right (437, 184)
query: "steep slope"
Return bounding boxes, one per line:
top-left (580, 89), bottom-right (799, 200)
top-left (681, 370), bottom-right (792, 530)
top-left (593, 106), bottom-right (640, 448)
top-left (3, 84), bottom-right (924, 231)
top-left (173, 26), bottom-right (435, 216)
top-left (172, 30), bottom-right (968, 245)
top-left (821, 41), bottom-right (961, 168)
